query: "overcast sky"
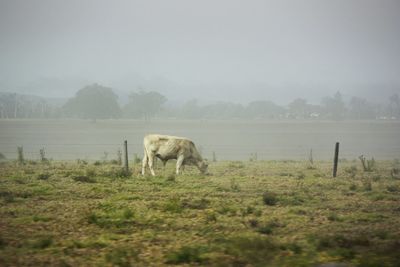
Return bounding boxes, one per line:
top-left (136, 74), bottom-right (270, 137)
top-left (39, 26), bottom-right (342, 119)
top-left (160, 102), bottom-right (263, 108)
top-left (0, 0), bottom-right (399, 103)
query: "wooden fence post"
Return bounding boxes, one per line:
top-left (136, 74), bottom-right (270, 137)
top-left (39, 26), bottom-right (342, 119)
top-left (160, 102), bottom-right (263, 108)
top-left (333, 142), bottom-right (339, 177)
top-left (17, 146), bottom-right (24, 164)
top-left (309, 149), bottom-right (313, 165)
top-left (124, 140), bottom-right (129, 173)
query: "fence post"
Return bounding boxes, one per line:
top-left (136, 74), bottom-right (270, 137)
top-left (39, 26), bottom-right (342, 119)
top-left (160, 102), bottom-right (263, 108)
top-left (124, 140), bottom-right (129, 173)
top-left (17, 146), bottom-right (24, 164)
top-left (213, 151), bottom-right (217, 162)
top-left (309, 149), bottom-right (313, 165)
top-left (40, 148), bottom-right (46, 162)
top-left (333, 142), bottom-right (339, 177)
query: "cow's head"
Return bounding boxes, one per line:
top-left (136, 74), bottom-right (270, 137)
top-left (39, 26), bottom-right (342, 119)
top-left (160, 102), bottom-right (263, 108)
top-left (199, 160), bottom-right (209, 174)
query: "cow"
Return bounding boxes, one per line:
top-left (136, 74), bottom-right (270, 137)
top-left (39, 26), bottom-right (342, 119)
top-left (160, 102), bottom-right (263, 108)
top-left (141, 134), bottom-right (208, 176)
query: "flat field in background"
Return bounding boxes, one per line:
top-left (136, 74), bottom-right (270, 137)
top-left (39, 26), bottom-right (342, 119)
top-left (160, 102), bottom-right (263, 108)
top-left (0, 119), bottom-right (399, 161)
top-left (1, 160), bottom-right (400, 266)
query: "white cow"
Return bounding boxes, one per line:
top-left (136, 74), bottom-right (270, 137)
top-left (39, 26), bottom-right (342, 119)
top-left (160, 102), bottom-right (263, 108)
top-left (142, 134), bottom-right (208, 176)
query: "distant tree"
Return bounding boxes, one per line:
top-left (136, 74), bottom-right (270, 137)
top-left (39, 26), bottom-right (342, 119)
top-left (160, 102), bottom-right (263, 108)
top-left (322, 91), bottom-right (346, 120)
top-left (288, 98), bottom-right (308, 119)
top-left (180, 99), bottom-right (202, 119)
top-left (203, 102), bottom-right (245, 119)
top-left (0, 92), bottom-right (54, 119)
top-left (63, 84), bottom-right (121, 120)
top-left (388, 93), bottom-right (400, 119)
top-left (349, 97), bottom-right (375, 120)
top-left (123, 91), bottom-right (166, 120)
top-left (0, 93), bottom-right (16, 118)
top-left (245, 100), bottom-right (285, 119)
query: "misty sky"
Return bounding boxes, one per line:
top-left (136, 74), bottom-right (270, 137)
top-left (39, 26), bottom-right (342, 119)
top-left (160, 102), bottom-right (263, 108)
top-left (0, 0), bottom-right (399, 103)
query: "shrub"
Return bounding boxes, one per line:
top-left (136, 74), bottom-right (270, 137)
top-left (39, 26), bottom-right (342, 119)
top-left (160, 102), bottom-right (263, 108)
top-left (0, 191), bottom-right (14, 203)
top-left (391, 168), bottom-right (400, 179)
top-left (248, 218), bottom-right (259, 228)
top-left (39, 148), bottom-right (47, 162)
top-left (86, 208), bottom-right (136, 229)
top-left (372, 175), bottom-right (381, 182)
top-left (77, 159), bottom-right (88, 165)
top-left (37, 173), bottom-right (50, 180)
top-left (32, 215), bottom-right (51, 222)
top-left (228, 161), bottom-right (245, 169)
top-left (105, 247), bottom-right (138, 267)
top-left (230, 178), bottom-right (240, 191)
top-left (114, 168), bottom-right (132, 178)
top-left (205, 211), bottom-right (217, 223)
top-left (345, 165), bottom-right (358, 178)
top-left (257, 225), bottom-right (273, 235)
top-left (0, 236), bottom-right (6, 249)
top-left (109, 159), bottom-right (119, 165)
top-left (257, 220), bottom-right (281, 235)
top-left (359, 155), bottom-right (376, 172)
top-left (87, 212), bottom-right (99, 224)
top-left (182, 198), bottom-right (209, 209)
top-left (280, 242), bottom-right (303, 254)
top-left (279, 172), bottom-right (294, 177)
top-left (166, 246), bottom-right (208, 264)
top-left (363, 180), bottom-right (372, 191)
top-left (164, 198), bottom-right (183, 213)
top-left (72, 175), bottom-right (96, 183)
top-left (102, 168), bottom-right (131, 178)
top-left (317, 233), bottom-right (370, 250)
top-left (116, 149), bottom-right (123, 165)
top-left (122, 208), bottom-right (134, 219)
top-left (386, 185), bottom-right (400, 192)
top-left (297, 172), bottom-right (305, 179)
top-left (31, 236), bottom-right (53, 249)
top-left (263, 191), bottom-right (278, 206)
top-left (133, 154), bottom-right (141, 164)
top-left (279, 192), bottom-right (307, 206)
top-left (249, 153), bottom-right (258, 162)
top-left (349, 183), bottom-right (357, 191)
top-left (242, 205), bottom-right (256, 216)
top-left (221, 235), bottom-right (279, 265)
top-left (327, 212), bottom-right (343, 222)
top-left (85, 167), bottom-right (97, 177)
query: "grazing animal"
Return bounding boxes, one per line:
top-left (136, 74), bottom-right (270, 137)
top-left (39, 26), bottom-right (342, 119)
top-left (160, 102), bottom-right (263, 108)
top-left (142, 134), bottom-right (208, 176)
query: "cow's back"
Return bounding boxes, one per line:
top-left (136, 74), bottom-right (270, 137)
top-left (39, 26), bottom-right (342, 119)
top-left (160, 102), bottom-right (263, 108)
top-left (144, 134), bottom-right (192, 155)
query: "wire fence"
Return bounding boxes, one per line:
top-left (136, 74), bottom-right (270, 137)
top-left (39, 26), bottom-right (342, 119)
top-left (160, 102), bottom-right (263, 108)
top-left (1, 120), bottom-right (400, 161)
top-left (1, 141), bottom-right (399, 161)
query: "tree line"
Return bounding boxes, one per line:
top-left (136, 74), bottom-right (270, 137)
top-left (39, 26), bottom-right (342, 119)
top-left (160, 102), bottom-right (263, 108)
top-left (1, 84), bottom-right (399, 120)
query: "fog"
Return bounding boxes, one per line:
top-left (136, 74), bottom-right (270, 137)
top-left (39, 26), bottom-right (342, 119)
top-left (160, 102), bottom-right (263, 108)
top-left (1, 0), bottom-right (400, 104)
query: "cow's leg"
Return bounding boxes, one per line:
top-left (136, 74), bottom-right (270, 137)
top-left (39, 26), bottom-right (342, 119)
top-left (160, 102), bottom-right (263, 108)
top-left (148, 154), bottom-right (156, 176)
top-left (141, 149), bottom-right (148, 175)
top-left (176, 155), bottom-right (184, 175)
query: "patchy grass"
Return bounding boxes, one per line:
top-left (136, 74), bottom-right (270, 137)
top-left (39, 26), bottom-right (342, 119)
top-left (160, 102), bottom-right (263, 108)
top-left (0, 160), bottom-right (400, 266)
top-left (262, 191), bottom-right (278, 206)
top-left (165, 245), bottom-right (209, 264)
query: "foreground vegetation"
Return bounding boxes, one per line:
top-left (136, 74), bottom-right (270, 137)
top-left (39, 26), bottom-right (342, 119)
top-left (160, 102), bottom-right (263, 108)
top-left (1, 159), bottom-right (400, 266)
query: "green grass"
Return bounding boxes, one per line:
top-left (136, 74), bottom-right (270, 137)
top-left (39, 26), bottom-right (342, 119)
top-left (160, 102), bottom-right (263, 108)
top-left (0, 160), bottom-right (400, 266)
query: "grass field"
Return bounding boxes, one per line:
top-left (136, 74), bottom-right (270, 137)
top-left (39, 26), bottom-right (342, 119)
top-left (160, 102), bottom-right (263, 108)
top-left (1, 159), bottom-right (400, 266)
